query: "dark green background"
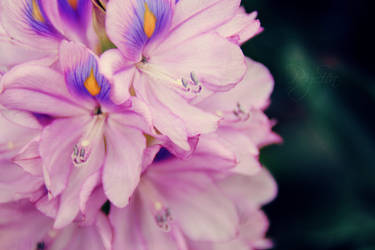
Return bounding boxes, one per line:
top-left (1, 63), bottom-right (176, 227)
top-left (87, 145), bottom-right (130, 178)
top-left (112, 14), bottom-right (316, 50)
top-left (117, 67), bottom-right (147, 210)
top-left (241, 0), bottom-right (375, 249)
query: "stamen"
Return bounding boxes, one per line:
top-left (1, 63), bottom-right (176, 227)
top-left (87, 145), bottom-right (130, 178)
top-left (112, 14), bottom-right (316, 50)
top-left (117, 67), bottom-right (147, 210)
top-left (32, 0), bottom-right (45, 23)
top-left (153, 202), bottom-right (173, 232)
top-left (143, 3), bottom-right (157, 38)
top-left (180, 71), bottom-right (202, 94)
top-left (136, 62), bottom-right (203, 95)
top-left (84, 68), bottom-right (101, 96)
top-left (67, 0), bottom-right (78, 10)
top-left (232, 103), bottom-right (250, 121)
top-left (71, 115), bottom-right (105, 167)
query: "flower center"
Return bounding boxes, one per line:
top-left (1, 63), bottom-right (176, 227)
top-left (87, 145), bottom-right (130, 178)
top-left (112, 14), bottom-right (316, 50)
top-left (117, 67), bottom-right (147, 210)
top-left (71, 114), bottom-right (105, 167)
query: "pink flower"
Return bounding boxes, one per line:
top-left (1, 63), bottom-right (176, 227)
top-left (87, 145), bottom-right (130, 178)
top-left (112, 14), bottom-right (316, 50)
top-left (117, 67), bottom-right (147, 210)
top-left (0, 41), bottom-right (147, 227)
top-left (197, 57), bottom-right (282, 176)
top-left (100, 0), bottom-right (247, 151)
top-left (0, 111), bottom-right (45, 203)
top-left (0, 199), bottom-right (112, 250)
top-left (109, 152), bottom-right (277, 249)
top-left (217, 8), bottom-right (263, 45)
top-left (0, 0), bottom-right (97, 68)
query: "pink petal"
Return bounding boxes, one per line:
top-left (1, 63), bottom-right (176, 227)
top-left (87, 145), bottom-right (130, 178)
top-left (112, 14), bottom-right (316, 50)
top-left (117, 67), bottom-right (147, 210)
top-left (42, 0), bottom-right (94, 46)
top-left (53, 119), bottom-right (105, 228)
top-left (152, 32), bottom-right (246, 91)
top-left (148, 80), bottom-right (220, 135)
top-left (39, 116), bottom-right (91, 197)
top-left (99, 49), bottom-right (135, 104)
top-left (135, 75), bottom-right (190, 150)
top-left (13, 137), bottom-right (43, 176)
top-left (0, 161), bottom-right (43, 203)
top-left (0, 64), bottom-right (88, 116)
top-left (102, 116), bottom-right (146, 207)
top-left (165, 0), bottom-right (241, 49)
top-left (198, 57), bottom-right (274, 112)
top-left (216, 168), bottom-right (277, 216)
top-left (0, 201), bottom-right (53, 250)
top-left (0, 0), bottom-right (61, 50)
top-left (106, 0), bottom-right (175, 62)
top-left (50, 214), bottom-right (111, 250)
top-left (217, 9), bottom-right (262, 44)
top-left (146, 167), bottom-right (239, 241)
top-left (0, 35), bottom-right (50, 67)
top-left (110, 198), bottom-right (178, 250)
top-left (216, 128), bottom-right (261, 176)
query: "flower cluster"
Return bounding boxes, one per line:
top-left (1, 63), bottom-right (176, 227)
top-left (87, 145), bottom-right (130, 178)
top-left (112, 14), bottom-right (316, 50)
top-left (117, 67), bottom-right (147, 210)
top-left (0, 0), bottom-right (281, 249)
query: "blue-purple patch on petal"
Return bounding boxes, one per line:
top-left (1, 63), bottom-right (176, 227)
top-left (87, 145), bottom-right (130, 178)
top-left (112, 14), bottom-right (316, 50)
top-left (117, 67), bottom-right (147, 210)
top-left (24, 0), bottom-right (61, 38)
top-left (57, 0), bottom-right (91, 32)
top-left (65, 54), bottom-right (111, 103)
top-left (124, 0), bottom-right (173, 58)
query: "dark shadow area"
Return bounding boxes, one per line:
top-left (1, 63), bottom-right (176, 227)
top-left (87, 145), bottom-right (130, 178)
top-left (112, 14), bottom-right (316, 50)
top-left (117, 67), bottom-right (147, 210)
top-left (241, 0), bottom-right (375, 249)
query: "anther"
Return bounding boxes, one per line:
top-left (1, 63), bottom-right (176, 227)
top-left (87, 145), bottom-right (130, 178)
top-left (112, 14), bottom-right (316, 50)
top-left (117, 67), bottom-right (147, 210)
top-left (233, 102), bottom-right (250, 121)
top-left (153, 203), bottom-right (173, 232)
top-left (71, 116), bottom-right (105, 167)
top-left (72, 144), bottom-right (89, 167)
top-left (180, 72), bottom-right (202, 94)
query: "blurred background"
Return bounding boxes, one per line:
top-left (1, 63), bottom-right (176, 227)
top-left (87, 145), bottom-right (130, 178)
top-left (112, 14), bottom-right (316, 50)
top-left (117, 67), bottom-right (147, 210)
top-left (241, 0), bottom-right (375, 249)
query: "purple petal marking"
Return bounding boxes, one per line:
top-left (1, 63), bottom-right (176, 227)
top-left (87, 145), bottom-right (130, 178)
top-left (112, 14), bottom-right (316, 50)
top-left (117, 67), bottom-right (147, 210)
top-left (124, 0), bottom-right (173, 57)
top-left (65, 54), bottom-right (111, 103)
top-left (57, 0), bottom-right (91, 31)
top-left (24, 0), bottom-right (61, 38)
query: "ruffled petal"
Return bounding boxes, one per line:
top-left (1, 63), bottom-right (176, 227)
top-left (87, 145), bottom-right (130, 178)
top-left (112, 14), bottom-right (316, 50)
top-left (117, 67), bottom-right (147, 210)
top-left (102, 116), bottom-right (146, 207)
top-left (217, 9), bottom-right (262, 45)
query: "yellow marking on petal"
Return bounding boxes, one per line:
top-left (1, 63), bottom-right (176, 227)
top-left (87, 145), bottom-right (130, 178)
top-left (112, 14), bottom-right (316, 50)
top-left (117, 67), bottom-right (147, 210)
top-left (84, 69), bottom-right (101, 96)
top-left (67, 0), bottom-right (78, 10)
top-left (143, 3), bottom-right (156, 38)
top-left (32, 0), bottom-right (45, 23)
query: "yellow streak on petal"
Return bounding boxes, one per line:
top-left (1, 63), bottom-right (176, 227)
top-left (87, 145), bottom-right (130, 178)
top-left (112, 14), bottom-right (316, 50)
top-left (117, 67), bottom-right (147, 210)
top-left (143, 3), bottom-right (157, 38)
top-left (84, 69), bottom-right (101, 96)
top-left (32, 0), bottom-right (45, 23)
top-left (67, 0), bottom-right (78, 10)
